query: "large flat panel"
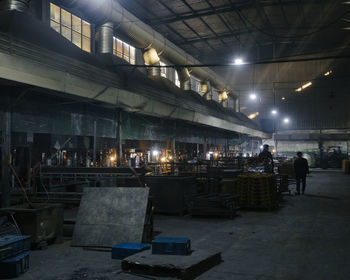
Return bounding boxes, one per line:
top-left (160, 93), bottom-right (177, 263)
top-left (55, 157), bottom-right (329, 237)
top-left (72, 187), bottom-right (149, 247)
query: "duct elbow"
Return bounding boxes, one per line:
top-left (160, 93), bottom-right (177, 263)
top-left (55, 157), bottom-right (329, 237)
top-left (177, 68), bottom-right (191, 91)
top-left (0, 0), bottom-right (30, 12)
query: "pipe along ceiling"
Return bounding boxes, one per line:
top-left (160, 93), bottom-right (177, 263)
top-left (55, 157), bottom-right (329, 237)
top-left (59, 0), bottom-right (238, 98)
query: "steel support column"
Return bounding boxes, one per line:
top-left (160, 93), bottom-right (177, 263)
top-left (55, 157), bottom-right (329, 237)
top-left (1, 111), bottom-right (11, 207)
top-left (117, 110), bottom-right (123, 166)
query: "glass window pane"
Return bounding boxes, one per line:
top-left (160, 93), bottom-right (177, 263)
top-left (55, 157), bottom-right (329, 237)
top-left (130, 46), bottom-right (135, 61)
top-left (123, 42), bottom-right (130, 57)
top-left (82, 20), bottom-right (91, 38)
top-left (50, 20), bottom-right (60, 33)
top-left (72, 31), bottom-right (81, 48)
top-left (130, 59), bottom-right (135, 65)
top-left (50, 3), bottom-right (60, 23)
top-left (82, 36), bottom-right (91, 52)
top-left (61, 26), bottom-right (71, 41)
top-left (72, 15), bottom-right (81, 33)
top-left (117, 39), bottom-right (123, 58)
top-left (61, 9), bottom-right (71, 27)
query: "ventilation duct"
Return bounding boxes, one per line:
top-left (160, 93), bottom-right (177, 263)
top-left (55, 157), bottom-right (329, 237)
top-left (235, 98), bottom-right (240, 113)
top-left (219, 91), bottom-right (228, 108)
top-left (0, 0), bottom-right (30, 12)
top-left (201, 81), bottom-right (212, 100)
top-left (97, 22), bottom-right (114, 54)
top-left (143, 48), bottom-right (161, 77)
top-left (177, 67), bottom-right (191, 91)
top-left (59, 0), bottom-right (237, 98)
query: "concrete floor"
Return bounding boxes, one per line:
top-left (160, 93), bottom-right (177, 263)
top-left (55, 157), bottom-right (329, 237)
top-left (15, 170), bottom-right (350, 280)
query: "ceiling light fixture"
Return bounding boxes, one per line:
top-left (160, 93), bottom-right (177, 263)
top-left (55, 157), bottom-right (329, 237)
top-left (249, 93), bottom-right (257, 100)
top-left (248, 112), bottom-right (259, 119)
top-left (324, 70), bottom-right (333, 76)
top-left (295, 82), bottom-right (312, 92)
top-left (271, 109), bottom-right (277, 115)
top-left (234, 58), bottom-right (244, 65)
top-left (281, 97), bottom-right (286, 101)
top-left (283, 118), bottom-right (290, 124)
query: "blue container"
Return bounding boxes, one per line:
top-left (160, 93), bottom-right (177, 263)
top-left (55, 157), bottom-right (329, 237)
top-left (0, 251), bottom-right (29, 279)
top-left (0, 235), bottom-right (31, 261)
top-left (111, 243), bottom-right (150, 259)
top-left (152, 237), bottom-right (191, 255)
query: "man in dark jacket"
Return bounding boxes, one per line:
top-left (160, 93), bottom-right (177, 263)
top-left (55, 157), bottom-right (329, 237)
top-left (294, 152), bottom-right (309, 195)
top-left (259, 144), bottom-right (274, 173)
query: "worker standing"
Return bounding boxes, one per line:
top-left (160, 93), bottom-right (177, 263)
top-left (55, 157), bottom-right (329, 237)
top-left (294, 152), bottom-right (309, 195)
top-left (259, 144), bottom-right (274, 173)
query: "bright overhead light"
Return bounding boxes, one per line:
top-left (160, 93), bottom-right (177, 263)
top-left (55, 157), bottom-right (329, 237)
top-left (271, 109), bottom-right (277, 115)
top-left (283, 118), bottom-right (290, 124)
top-left (324, 70), bottom-right (333, 76)
top-left (295, 82), bottom-right (312, 92)
top-left (249, 93), bottom-right (257, 100)
top-left (152, 150), bottom-right (159, 156)
top-left (234, 58), bottom-right (244, 65)
top-left (281, 97), bottom-right (286, 101)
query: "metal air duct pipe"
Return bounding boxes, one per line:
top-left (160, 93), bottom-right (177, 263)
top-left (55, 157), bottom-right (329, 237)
top-left (97, 22), bottom-right (114, 54)
top-left (219, 91), bottom-right (228, 108)
top-left (59, 0), bottom-right (238, 99)
top-left (177, 67), bottom-right (191, 91)
top-left (143, 48), bottom-right (161, 77)
top-left (0, 0), bottom-right (30, 12)
top-left (201, 81), bottom-right (212, 100)
top-left (235, 98), bottom-right (240, 112)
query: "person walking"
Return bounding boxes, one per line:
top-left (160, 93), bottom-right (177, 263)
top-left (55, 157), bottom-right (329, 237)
top-left (294, 152), bottom-right (309, 195)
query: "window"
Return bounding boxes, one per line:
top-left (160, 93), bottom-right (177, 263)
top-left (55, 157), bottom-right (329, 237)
top-left (160, 61), bottom-right (167, 78)
top-left (50, 3), bottom-right (91, 52)
top-left (113, 37), bottom-right (135, 64)
top-left (175, 71), bottom-right (180, 87)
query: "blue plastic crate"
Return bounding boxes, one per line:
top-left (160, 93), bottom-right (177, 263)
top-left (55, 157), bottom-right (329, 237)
top-left (0, 251), bottom-right (29, 279)
top-left (152, 237), bottom-right (191, 255)
top-left (112, 243), bottom-right (150, 259)
top-left (0, 235), bottom-right (31, 261)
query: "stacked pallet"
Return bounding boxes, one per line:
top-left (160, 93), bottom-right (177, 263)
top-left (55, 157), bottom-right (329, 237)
top-left (237, 174), bottom-right (278, 210)
top-left (188, 193), bottom-right (239, 219)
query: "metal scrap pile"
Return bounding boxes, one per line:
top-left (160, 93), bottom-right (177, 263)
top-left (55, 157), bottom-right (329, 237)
top-left (237, 174), bottom-right (278, 210)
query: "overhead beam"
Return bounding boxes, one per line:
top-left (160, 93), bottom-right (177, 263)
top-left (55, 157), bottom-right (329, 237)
top-left (177, 26), bottom-right (325, 46)
top-left (149, 0), bottom-right (329, 26)
top-left (156, 0), bottom-right (217, 52)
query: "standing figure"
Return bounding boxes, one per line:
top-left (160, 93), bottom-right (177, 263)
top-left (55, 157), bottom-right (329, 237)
top-left (259, 144), bottom-right (274, 173)
top-left (294, 152), bottom-right (309, 195)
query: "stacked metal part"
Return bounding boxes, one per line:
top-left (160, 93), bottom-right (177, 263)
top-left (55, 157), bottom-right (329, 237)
top-left (237, 174), bottom-right (278, 210)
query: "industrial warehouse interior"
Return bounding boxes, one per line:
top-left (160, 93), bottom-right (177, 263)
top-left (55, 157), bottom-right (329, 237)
top-left (0, 0), bottom-right (350, 279)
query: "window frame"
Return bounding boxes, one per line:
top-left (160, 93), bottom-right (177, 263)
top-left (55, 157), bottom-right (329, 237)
top-left (113, 36), bottom-right (136, 65)
top-left (50, 2), bottom-right (92, 53)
